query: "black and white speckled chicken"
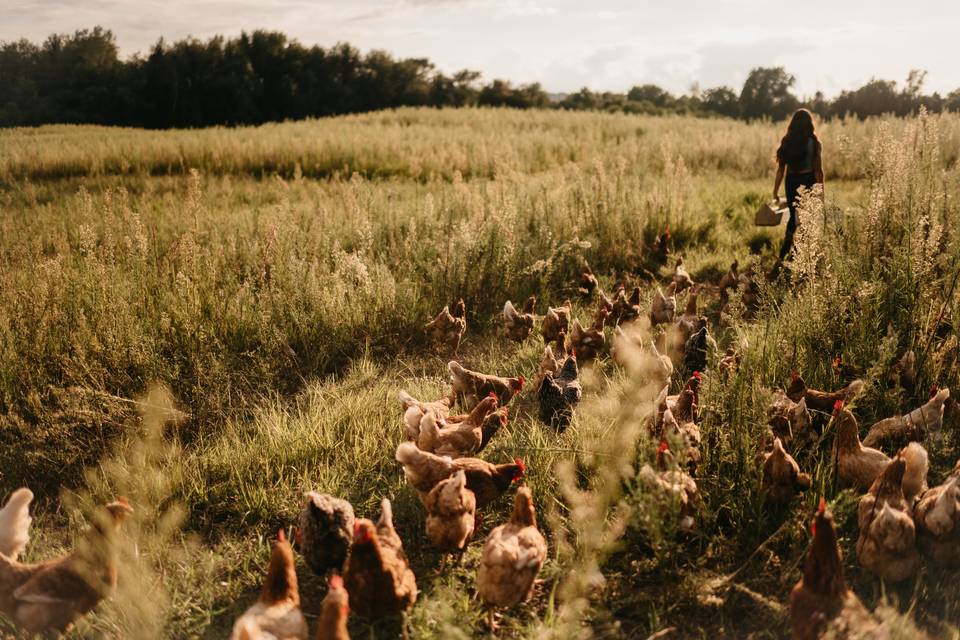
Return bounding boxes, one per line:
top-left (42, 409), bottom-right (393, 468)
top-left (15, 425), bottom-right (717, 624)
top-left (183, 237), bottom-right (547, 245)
top-left (683, 322), bottom-right (716, 373)
top-left (538, 354), bottom-right (582, 429)
top-left (297, 493), bottom-right (355, 576)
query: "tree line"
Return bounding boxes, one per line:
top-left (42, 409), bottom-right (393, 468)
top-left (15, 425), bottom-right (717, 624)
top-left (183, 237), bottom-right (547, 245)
top-left (2, 27), bottom-right (959, 128)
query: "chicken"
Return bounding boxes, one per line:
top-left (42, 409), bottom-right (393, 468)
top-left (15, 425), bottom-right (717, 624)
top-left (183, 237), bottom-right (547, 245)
top-left (541, 300), bottom-right (572, 345)
top-left (424, 470), bottom-right (476, 555)
top-left (676, 287), bottom-right (699, 328)
top-left (538, 354), bottom-right (582, 429)
top-left (717, 260), bottom-right (738, 305)
top-left (682, 322), bottom-right (716, 373)
top-left (650, 228), bottom-right (671, 268)
top-left (425, 300), bottom-right (467, 353)
top-left (790, 500), bottom-right (884, 640)
top-left (672, 256), bottom-right (695, 292)
top-left (568, 308), bottom-right (608, 361)
top-left (501, 298), bottom-right (536, 342)
top-left (856, 456), bottom-right (920, 582)
top-left (476, 486), bottom-right (547, 629)
top-left (832, 403), bottom-right (893, 491)
top-left (650, 283), bottom-right (677, 326)
top-left (0, 498), bottom-right (133, 637)
top-left (577, 270), bottom-right (599, 298)
top-left (862, 387), bottom-right (950, 448)
top-left (612, 286), bottom-right (643, 324)
top-left (717, 347), bottom-right (740, 376)
top-left (416, 396), bottom-right (499, 458)
top-left (0, 488), bottom-right (33, 561)
top-left (535, 345), bottom-right (559, 387)
top-left (343, 499), bottom-right (417, 619)
top-left (658, 404), bottom-right (702, 471)
top-left (297, 493), bottom-right (355, 576)
top-left (915, 460), bottom-right (960, 567)
top-left (833, 403), bottom-right (928, 498)
top-left (315, 575), bottom-right (350, 640)
top-left (398, 390), bottom-right (451, 441)
top-left (448, 361), bottom-right (524, 410)
top-left (231, 530), bottom-right (308, 640)
top-left (786, 373), bottom-right (865, 413)
top-left (762, 437), bottom-right (811, 504)
top-left (478, 405), bottom-right (509, 453)
top-left (887, 349), bottom-right (917, 393)
top-left (611, 326), bottom-right (674, 384)
top-left (395, 442), bottom-right (525, 507)
top-left (767, 392), bottom-right (814, 448)
top-left (638, 442), bottom-right (700, 530)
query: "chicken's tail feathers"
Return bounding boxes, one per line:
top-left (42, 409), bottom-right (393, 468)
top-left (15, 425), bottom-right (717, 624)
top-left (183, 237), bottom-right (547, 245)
top-left (379, 497), bottom-right (394, 530)
top-left (447, 361), bottom-right (465, 377)
top-left (232, 619), bottom-right (260, 640)
top-left (902, 441), bottom-right (930, 497)
top-left (398, 389), bottom-right (417, 408)
top-left (0, 487), bottom-right (33, 560)
top-left (395, 441), bottom-right (422, 465)
top-left (503, 300), bottom-right (518, 319)
top-left (844, 379), bottom-right (866, 400)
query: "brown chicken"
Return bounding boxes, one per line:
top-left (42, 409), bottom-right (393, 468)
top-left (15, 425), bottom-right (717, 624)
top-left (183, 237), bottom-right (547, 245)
top-left (578, 270), bottom-right (599, 297)
top-left (862, 387), bottom-right (950, 448)
top-left (787, 373), bottom-right (865, 413)
top-left (476, 486), bottom-right (547, 630)
top-left (915, 460), bottom-right (960, 567)
top-left (501, 297), bottom-right (536, 342)
top-left (424, 300), bottom-right (467, 353)
top-left (297, 493), bottom-right (355, 576)
top-left (650, 283), bottom-right (677, 326)
top-left (448, 361), bottom-right (524, 410)
top-left (395, 442), bottom-right (524, 507)
top-left (478, 405), bottom-right (509, 453)
top-left (424, 469), bottom-right (477, 555)
top-left (416, 396), bottom-right (499, 458)
top-left (856, 456), bottom-right (920, 582)
top-left (638, 442), bottom-right (700, 530)
top-left (672, 256), bottom-right (695, 292)
top-left (398, 390), bottom-right (451, 441)
top-left (568, 307), bottom-right (608, 361)
top-left (762, 437), bottom-right (811, 504)
top-left (343, 498), bottom-right (417, 619)
top-left (887, 349), bottom-right (917, 392)
top-left (541, 300), bottom-right (572, 345)
top-left (314, 575), bottom-right (350, 640)
top-left (535, 345), bottom-right (559, 387)
top-left (717, 260), bottom-right (738, 305)
top-left (0, 488), bottom-right (33, 561)
top-left (0, 498), bottom-right (133, 638)
top-left (767, 391), bottom-right (814, 448)
top-left (231, 530), bottom-right (308, 640)
top-left (790, 500), bottom-right (884, 640)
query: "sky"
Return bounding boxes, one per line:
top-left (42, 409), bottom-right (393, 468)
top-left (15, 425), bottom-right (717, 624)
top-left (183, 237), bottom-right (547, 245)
top-left (2, 0), bottom-right (957, 98)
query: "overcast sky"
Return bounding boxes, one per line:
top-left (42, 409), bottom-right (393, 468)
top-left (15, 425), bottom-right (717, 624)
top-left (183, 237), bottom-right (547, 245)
top-left (3, 0), bottom-right (956, 97)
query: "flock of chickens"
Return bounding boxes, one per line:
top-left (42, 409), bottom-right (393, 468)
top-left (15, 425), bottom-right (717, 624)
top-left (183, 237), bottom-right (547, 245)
top-left (0, 248), bottom-right (957, 639)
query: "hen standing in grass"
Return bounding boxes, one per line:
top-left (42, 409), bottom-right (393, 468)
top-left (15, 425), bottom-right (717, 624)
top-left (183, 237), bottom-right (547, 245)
top-left (856, 456), bottom-right (921, 583)
top-left (398, 390), bottom-right (451, 441)
top-left (297, 493), bottom-right (355, 576)
top-left (425, 299), bottom-right (466, 353)
top-left (231, 530), bottom-right (308, 640)
top-left (424, 469), bottom-right (477, 557)
top-left (315, 575), bottom-right (350, 640)
top-left (476, 486), bottom-right (547, 631)
top-left (0, 488), bottom-right (33, 561)
top-left (568, 307), bottom-right (608, 361)
top-left (343, 499), bottom-right (417, 620)
top-left (0, 498), bottom-right (133, 638)
top-left (448, 361), bottom-right (524, 410)
top-left (762, 437), bottom-right (811, 505)
top-left (790, 500), bottom-right (884, 640)
top-left (416, 395), bottom-right (499, 458)
top-left (915, 459), bottom-right (960, 567)
top-left (541, 300), bottom-right (572, 345)
top-left (538, 353), bottom-right (582, 429)
top-left (395, 442), bottom-right (524, 507)
top-left (650, 283), bottom-right (677, 326)
top-left (787, 373), bottom-right (864, 413)
top-left (862, 387), bottom-right (950, 448)
top-left (501, 297), bottom-right (537, 342)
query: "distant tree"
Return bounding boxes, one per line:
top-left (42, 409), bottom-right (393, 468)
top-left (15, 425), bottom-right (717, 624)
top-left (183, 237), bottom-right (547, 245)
top-left (831, 79), bottom-right (899, 119)
top-left (945, 89), bottom-right (960, 113)
top-left (627, 84), bottom-right (675, 108)
top-left (700, 86), bottom-right (739, 118)
top-left (478, 80), bottom-right (547, 109)
top-left (739, 67), bottom-right (799, 120)
top-left (429, 69), bottom-right (480, 107)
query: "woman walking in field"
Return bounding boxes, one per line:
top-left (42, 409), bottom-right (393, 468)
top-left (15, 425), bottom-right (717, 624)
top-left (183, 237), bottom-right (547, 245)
top-left (771, 108), bottom-right (823, 278)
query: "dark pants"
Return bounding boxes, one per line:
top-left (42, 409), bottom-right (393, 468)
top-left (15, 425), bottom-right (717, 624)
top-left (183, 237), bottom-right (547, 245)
top-left (778, 172), bottom-right (817, 263)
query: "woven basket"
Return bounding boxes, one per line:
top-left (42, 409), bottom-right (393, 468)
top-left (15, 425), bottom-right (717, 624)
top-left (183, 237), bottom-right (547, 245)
top-left (754, 199), bottom-right (789, 226)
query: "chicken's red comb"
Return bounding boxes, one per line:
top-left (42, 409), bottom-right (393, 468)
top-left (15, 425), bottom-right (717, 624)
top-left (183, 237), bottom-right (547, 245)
top-left (515, 458), bottom-right (527, 474)
top-left (657, 440), bottom-right (670, 454)
top-left (278, 529), bottom-right (286, 543)
top-left (833, 399), bottom-right (844, 412)
top-left (790, 371), bottom-right (799, 382)
top-left (930, 384), bottom-right (940, 398)
top-left (571, 349), bottom-right (577, 359)
top-left (817, 496), bottom-right (826, 515)
top-left (693, 371), bottom-right (702, 380)
top-left (518, 375), bottom-right (526, 388)
top-left (488, 391), bottom-right (497, 398)
top-left (329, 575), bottom-right (344, 590)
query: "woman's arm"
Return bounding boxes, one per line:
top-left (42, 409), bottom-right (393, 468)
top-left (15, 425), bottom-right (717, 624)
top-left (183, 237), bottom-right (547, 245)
top-left (773, 161), bottom-right (785, 200)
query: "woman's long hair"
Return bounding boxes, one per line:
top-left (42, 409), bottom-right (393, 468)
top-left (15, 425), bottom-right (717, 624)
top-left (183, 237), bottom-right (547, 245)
top-left (776, 109), bottom-right (818, 166)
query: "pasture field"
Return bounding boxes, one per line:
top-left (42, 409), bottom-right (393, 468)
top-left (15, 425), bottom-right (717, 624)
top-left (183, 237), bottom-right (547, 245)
top-left (0, 108), bottom-right (959, 638)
